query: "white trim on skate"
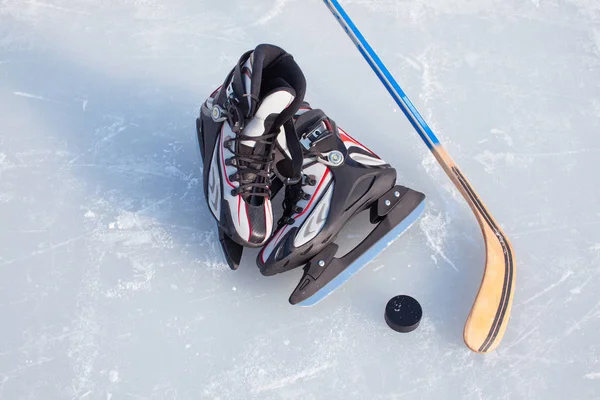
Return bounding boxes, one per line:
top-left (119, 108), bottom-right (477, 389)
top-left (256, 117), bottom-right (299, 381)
top-left (339, 128), bottom-right (377, 153)
top-left (348, 152), bottom-right (388, 166)
top-left (208, 135), bottom-right (221, 220)
top-left (243, 56), bottom-right (253, 110)
top-left (339, 128), bottom-right (387, 165)
top-left (264, 197), bottom-right (273, 240)
top-left (241, 90), bottom-right (294, 148)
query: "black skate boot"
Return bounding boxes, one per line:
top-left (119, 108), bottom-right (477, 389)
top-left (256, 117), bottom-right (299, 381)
top-left (196, 44), bottom-right (306, 270)
top-left (257, 105), bottom-right (426, 305)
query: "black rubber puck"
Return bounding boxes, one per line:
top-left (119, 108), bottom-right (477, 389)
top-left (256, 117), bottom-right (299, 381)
top-left (384, 295), bottom-right (422, 333)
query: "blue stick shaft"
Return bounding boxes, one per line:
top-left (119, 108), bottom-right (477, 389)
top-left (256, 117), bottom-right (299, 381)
top-left (323, 0), bottom-right (516, 355)
top-left (323, 0), bottom-right (440, 150)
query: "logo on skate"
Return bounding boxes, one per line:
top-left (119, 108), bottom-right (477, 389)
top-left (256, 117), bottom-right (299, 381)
top-left (306, 200), bottom-right (329, 234)
top-left (294, 184), bottom-right (334, 247)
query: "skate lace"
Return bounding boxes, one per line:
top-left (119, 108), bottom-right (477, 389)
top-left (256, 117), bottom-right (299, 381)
top-left (215, 94), bottom-right (278, 198)
top-left (216, 93), bottom-right (304, 200)
top-left (224, 132), bottom-right (278, 197)
top-left (278, 173), bottom-right (317, 227)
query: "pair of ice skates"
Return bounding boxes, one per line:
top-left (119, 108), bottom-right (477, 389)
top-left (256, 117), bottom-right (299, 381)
top-left (196, 44), bottom-right (426, 306)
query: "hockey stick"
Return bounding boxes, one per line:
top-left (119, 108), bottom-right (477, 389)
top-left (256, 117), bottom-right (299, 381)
top-left (322, 0), bottom-right (515, 353)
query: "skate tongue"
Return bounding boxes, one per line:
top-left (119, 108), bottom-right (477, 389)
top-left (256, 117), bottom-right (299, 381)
top-left (240, 88), bottom-right (296, 145)
top-left (236, 88), bottom-right (296, 201)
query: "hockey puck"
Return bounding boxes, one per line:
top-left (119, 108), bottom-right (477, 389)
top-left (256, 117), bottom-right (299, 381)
top-left (384, 295), bottom-right (422, 333)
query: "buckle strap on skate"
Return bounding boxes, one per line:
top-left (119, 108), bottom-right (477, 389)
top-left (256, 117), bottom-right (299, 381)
top-left (273, 169), bottom-right (302, 186)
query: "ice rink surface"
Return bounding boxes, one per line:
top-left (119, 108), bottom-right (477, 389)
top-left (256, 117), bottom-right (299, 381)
top-left (1, 0), bottom-right (599, 398)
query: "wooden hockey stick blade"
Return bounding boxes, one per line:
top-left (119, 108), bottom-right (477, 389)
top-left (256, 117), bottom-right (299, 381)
top-left (323, 0), bottom-right (516, 352)
top-left (433, 147), bottom-right (515, 353)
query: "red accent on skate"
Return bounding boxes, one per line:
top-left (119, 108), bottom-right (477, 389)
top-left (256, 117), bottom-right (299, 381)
top-left (210, 86), bottom-right (222, 98)
top-left (237, 197), bottom-right (242, 225)
top-left (339, 128), bottom-right (379, 157)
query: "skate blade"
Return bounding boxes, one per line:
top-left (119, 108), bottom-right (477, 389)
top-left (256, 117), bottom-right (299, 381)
top-left (295, 199), bottom-right (425, 307)
top-left (218, 228), bottom-right (243, 270)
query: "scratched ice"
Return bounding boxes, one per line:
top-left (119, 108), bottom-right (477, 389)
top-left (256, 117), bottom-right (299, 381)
top-left (0, 0), bottom-right (599, 399)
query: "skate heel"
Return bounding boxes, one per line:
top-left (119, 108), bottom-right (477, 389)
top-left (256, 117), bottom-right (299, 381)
top-left (289, 185), bottom-right (426, 306)
top-left (219, 228), bottom-right (244, 271)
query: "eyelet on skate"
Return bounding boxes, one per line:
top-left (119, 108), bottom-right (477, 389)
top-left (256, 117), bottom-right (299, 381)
top-left (230, 189), bottom-right (238, 196)
top-left (229, 173), bottom-right (239, 182)
top-left (303, 175), bottom-right (317, 186)
top-left (301, 191), bottom-right (310, 201)
top-left (284, 216), bottom-right (295, 225)
top-left (225, 158), bottom-right (237, 166)
top-left (292, 205), bottom-right (303, 214)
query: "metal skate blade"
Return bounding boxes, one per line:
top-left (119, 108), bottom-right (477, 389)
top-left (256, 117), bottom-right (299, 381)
top-left (295, 200), bottom-right (426, 307)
